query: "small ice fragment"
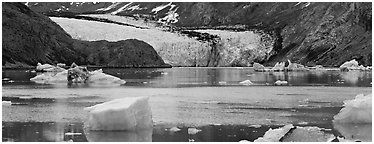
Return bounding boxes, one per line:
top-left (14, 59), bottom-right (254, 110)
top-left (188, 139), bottom-right (195, 142)
top-left (254, 124), bottom-right (294, 142)
top-left (248, 124), bottom-right (261, 128)
top-left (65, 132), bottom-right (82, 136)
top-left (2, 78), bottom-right (10, 81)
top-left (161, 72), bottom-right (168, 75)
top-left (239, 139), bottom-right (250, 142)
top-left (2, 101), bottom-right (12, 106)
top-left (143, 82), bottom-right (148, 84)
top-left (239, 80), bottom-right (253, 85)
top-left (8, 80), bottom-right (14, 83)
top-left (274, 80), bottom-right (288, 85)
top-left (187, 128), bottom-right (202, 135)
top-left (218, 81), bottom-right (227, 84)
top-left (213, 123), bottom-right (222, 126)
top-left (19, 97), bottom-right (32, 99)
top-left (297, 122), bottom-right (308, 125)
top-left (31, 70), bottom-right (36, 73)
top-left (169, 127), bottom-right (181, 132)
top-left (290, 109), bottom-right (297, 112)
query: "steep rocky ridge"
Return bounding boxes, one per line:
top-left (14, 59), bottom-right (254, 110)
top-left (27, 2), bottom-right (372, 66)
top-left (2, 2), bottom-right (169, 68)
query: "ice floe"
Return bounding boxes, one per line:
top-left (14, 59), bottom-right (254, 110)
top-left (187, 127), bottom-right (202, 135)
top-left (254, 124), bottom-right (294, 142)
top-left (274, 80), bottom-right (288, 86)
top-left (84, 96), bottom-right (152, 131)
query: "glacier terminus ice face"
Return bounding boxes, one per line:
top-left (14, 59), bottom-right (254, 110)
top-left (84, 96), bottom-right (153, 131)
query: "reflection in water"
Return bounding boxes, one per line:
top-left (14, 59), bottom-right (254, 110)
top-left (333, 123), bottom-right (372, 142)
top-left (84, 128), bottom-right (152, 142)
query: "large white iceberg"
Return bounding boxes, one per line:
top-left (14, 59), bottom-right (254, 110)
top-left (30, 69), bottom-right (126, 85)
top-left (84, 96), bottom-right (153, 131)
top-left (333, 93), bottom-right (372, 123)
top-left (339, 59), bottom-right (369, 71)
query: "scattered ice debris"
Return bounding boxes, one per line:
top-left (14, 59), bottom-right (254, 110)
top-left (187, 128), bottom-right (202, 135)
top-left (254, 124), bottom-right (294, 142)
top-left (248, 124), bottom-right (262, 128)
top-left (188, 139), bottom-right (195, 142)
top-left (84, 96), bottom-right (152, 131)
top-left (282, 126), bottom-right (335, 142)
top-left (65, 132), bottom-right (82, 136)
top-left (253, 62), bottom-right (265, 72)
top-left (168, 127), bottom-right (181, 132)
top-left (274, 80), bottom-right (288, 86)
top-left (333, 93), bottom-right (372, 123)
top-left (239, 80), bottom-right (253, 85)
top-left (339, 59), bottom-right (370, 71)
top-left (2, 101), bottom-right (12, 106)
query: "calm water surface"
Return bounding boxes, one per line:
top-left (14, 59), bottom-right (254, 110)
top-left (2, 67), bottom-right (372, 142)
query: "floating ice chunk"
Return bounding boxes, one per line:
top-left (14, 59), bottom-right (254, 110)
top-left (248, 124), bottom-right (261, 128)
top-left (169, 127), bottom-right (181, 132)
top-left (2, 78), bottom-right (10, 81)
top-left (88, 69), bottom-right (126, 84)
top-left (281, 126), bottom-right (335, 142)
top-left (65, 132), bottom-right (82, 136)
top-left (274, 80), bottom-right (288, 86)
top-left (239, 80), bottom-right (253, 85)
top-left (30, 69), bottom-right (126, 85)
top-left (218, 81), bottom-right (227, 84)
top-left (333, 93), bottom-right (372, 123)
top-left (84, 96), bottom-right (152, 131)
top-left (254, 124), bottom-right (294, 142)
top-left (2, 101), bottom-right (12, 106)
top-left (239, 139), bottom-right (250, 142)
top-left (36, 62), bottom-right (65, 72)
top-left (187, 128), bottom-right (202, 135)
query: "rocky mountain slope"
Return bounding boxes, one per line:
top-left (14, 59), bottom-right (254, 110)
top-left (2, 2), bottom-right (169, 68)
top-left (26, 2), bottom-right (372, 67)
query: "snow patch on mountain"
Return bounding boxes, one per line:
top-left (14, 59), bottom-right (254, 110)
top-left (152, 2), bottom-right (175, 14)
top-left (111, 2), bottom-right (133, 15)
top-left (158, 7), bottom-right (179, 24)
top-left (96, 2), bottom-right (122, 12)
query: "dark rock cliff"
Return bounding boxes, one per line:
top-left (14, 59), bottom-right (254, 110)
top-left (2, 2), bottom-right (169, 68)
top-left (2, 2), bottom-right (83, 67)
top-left (73, 39), bottom-right (169, 67)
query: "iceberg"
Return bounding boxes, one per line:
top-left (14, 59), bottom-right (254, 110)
top-left (187, 127), bottom-right (202, 135)
top-left (84, 96), bottom-right (153, 131)
top-left (285, 60), bottom-right (308, 71)
top-left (36, 62), bottom-right (65, 72)
top-left (254, 124), bottom-right (294, 142)
top-left (253, 63), bottom-right (265, 72)
top-left (274, 80), bottom-right (288, 86)
top-left (272, 62), bottom-right (285, 71)
top-left (333, 93), bottom-right (372, 123)
top-left (339, 59), bottom-right (369, 71)
top-left (30, 69), bottom-right (126, 85)
top-left (239, 80), bottom-right (253, 85)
